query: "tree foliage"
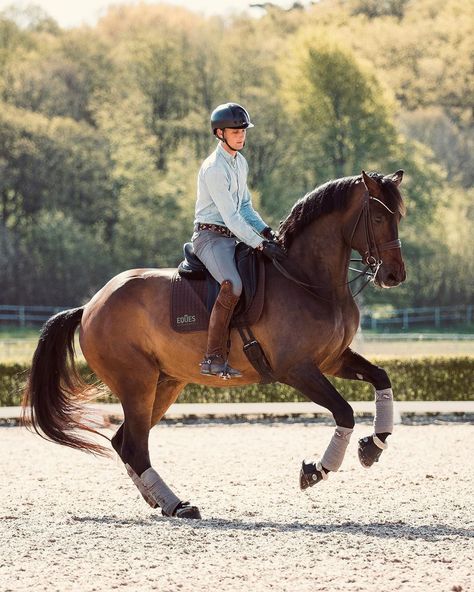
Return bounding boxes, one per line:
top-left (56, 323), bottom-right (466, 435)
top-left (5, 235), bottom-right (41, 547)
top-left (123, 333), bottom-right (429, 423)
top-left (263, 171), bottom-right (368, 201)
top-left (0, 0), bottom-right (472, 308)
top-left (279, 34), bottom-right (398, 180)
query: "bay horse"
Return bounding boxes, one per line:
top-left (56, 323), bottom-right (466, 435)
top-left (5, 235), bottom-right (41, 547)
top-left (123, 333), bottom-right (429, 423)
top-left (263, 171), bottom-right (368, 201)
top-left (23, 170), bottom-right (406, 519)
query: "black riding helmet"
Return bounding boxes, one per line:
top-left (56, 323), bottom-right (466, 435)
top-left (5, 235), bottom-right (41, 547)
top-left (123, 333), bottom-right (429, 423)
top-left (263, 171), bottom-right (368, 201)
top-left (210, 103), bottom-right (254, 135)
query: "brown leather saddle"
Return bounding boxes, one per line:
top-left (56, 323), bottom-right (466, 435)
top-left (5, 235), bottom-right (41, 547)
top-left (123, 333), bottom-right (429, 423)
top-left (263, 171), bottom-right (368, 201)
top-left (170, 242), bottom-right (265, 334)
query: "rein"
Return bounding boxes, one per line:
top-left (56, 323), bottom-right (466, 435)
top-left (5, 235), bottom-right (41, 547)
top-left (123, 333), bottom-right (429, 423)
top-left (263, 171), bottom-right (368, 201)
top-left (273, 191), bottom-right (402, 301)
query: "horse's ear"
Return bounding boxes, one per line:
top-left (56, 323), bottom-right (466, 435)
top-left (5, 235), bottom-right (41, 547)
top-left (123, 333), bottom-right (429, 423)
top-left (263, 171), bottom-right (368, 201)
top-left (386, 169), bottom-right (404, 186)
top-left (361, 170), bottom-right (381, 196)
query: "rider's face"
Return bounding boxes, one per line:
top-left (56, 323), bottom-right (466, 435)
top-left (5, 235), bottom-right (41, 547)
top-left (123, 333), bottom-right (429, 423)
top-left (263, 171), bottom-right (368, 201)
top-left (218, 128), bottom-right (247, 153)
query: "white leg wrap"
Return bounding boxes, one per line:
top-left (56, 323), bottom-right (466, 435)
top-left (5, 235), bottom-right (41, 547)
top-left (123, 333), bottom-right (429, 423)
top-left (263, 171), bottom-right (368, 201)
top-left (320, 426), bottom-right (353, 472)
top-left (315, 461), bottom-right (328, 480)
top-left (374, 388), bottom-right (394, 434)
top-left (372, 434), bottom-right (388, 450)
top-left (141, 467), bottom-right (181, 516)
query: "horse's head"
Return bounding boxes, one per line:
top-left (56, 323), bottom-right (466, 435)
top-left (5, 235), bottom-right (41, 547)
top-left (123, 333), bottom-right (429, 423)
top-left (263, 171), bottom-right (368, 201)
top-left (349, 170), bottom-right (406, 288)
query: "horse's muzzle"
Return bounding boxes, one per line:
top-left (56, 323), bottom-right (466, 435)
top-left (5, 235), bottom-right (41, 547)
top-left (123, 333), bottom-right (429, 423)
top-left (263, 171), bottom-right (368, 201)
top-left (376, 262), bottom-right (406, 288)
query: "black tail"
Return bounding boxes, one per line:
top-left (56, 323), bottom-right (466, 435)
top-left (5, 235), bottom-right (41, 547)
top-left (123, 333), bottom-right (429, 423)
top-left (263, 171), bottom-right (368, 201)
top-left (22, 307), bottom-right (109, 456)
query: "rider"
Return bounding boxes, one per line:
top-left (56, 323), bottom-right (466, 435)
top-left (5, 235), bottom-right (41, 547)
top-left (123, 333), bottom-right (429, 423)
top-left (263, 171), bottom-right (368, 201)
top-left (193, 102), bottom-right (286, 378)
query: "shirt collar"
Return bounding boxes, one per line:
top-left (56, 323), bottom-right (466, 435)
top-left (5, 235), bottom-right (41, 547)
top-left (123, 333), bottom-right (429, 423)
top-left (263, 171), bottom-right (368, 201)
top-left (217, 141), bottom-right (238, 165)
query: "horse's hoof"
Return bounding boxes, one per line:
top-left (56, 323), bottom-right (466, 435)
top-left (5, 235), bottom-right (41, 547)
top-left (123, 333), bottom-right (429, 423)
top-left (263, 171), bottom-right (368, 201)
top-left (358, 435), bottom-right (387, 468)
top-left (299, 460), bottom-right (328, 491)
top-left (176, 505), bottom-right (201, 519)
top-left (163, 501), bottom-right (202, 520)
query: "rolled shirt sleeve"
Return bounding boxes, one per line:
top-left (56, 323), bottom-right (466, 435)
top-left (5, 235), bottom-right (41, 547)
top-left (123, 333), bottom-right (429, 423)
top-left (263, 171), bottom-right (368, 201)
top-left (240, 186), bottom-right (268, 233)
top-left (203, 166), bottom-right (264, 249)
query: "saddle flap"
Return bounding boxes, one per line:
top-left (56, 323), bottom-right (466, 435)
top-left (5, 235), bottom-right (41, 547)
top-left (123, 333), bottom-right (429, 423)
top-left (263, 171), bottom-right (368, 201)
top-left (170, 273), bottom-right (210, 333)
top-left (231, 244), bottom-right (264, 327)
top-left (171, 245), bottom-right (266, 333)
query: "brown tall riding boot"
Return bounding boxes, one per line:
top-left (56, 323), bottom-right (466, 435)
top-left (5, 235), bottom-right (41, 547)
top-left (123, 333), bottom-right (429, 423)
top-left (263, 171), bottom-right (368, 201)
top-left (200, 280), bottom-right (242, 378)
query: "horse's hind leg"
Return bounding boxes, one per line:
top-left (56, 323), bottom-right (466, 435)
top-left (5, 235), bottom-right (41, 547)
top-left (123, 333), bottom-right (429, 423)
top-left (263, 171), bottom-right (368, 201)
top-left (146, 374), bottom-right (201, 518)
top-left (111, 374), bottom-right (184, 453)
top-left (150, 374), bottom-right (186, 427)
top-left (282, 361), bottom-right (355, 490)
top-left (107, 359), bottom-right (200, 519)
top-left (333, 348), bottom-right (394, 468)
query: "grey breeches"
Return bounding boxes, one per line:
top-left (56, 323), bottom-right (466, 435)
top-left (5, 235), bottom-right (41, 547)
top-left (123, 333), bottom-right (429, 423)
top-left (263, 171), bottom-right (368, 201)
top-left (192, 230), bottom-right (243, 297)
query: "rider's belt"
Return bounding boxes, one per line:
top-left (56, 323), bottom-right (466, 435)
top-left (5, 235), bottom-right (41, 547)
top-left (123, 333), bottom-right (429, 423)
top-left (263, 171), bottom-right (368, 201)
top-left (195, 223), bottom-right (235, 238)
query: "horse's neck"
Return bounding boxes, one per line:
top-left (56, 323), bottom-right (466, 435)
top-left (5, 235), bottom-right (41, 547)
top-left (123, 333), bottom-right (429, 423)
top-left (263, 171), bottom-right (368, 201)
top-left (286, 218), bottom-right (351, 296)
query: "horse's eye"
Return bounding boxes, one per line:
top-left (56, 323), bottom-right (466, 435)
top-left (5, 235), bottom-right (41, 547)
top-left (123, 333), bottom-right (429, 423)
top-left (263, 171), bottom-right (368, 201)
top-left (374, 215), bottom-right (383, 224)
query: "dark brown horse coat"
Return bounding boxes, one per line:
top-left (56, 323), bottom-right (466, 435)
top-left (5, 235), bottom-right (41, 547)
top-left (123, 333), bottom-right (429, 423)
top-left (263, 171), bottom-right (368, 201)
top-left (23, 170), bottom-right (406, 515)
top-left (80, 173), bottom-right (404, 385)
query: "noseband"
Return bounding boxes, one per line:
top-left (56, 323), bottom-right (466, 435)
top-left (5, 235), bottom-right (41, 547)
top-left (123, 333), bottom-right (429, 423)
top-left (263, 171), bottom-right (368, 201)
top-left (272, 188), bottom-right (402, 300)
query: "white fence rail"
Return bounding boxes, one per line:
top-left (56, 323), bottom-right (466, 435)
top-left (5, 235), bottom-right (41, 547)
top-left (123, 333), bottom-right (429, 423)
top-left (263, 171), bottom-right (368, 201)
top-left (362, 333), bottom-right (474, 341)
top-left (0, 305), bottom-right (66, 326)
top-left (360, 304), bottom-right (473, 331)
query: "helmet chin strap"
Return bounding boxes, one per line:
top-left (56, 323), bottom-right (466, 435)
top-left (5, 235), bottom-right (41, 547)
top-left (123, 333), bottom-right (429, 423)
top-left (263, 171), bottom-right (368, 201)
top-left (218, 129), bottom-right (245, 152)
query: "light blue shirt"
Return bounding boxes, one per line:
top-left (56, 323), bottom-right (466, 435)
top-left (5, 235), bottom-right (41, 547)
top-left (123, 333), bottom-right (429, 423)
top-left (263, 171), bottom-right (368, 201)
top-left (194, 143), bottom-right (267, 249)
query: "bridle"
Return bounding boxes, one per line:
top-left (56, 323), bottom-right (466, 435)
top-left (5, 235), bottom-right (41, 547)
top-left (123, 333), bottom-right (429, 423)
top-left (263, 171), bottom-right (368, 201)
top-left (347, 190), bottom-right (401, 295)
top-left (272, 189), bottom-right (402, 300)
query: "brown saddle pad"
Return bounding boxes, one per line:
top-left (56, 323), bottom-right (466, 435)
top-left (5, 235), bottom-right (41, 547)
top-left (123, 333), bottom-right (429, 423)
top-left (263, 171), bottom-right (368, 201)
top-left (170, 260), bottom-right (265, 333)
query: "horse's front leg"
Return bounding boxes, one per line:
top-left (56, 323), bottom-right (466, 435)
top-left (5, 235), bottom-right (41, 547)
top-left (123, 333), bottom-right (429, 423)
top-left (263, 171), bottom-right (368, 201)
top-left (332, 347), bottom-right (394, 468)
top-left (282, 361), bottom-right (355, 490)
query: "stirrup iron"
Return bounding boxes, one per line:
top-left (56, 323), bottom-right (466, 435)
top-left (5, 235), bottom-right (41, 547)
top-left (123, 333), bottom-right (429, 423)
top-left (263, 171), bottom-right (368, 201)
top-left (200, 355), bottom-right (242, 379)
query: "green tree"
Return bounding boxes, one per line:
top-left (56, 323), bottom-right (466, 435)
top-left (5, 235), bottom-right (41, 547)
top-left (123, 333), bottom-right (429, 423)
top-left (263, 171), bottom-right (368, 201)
top-left (400, 108), bottom-right (474, 188)
top-left (0, 221), bottom-right (16, 302)
top-left (5, 29), bottom-right (114, 124)
top-left (0, 12), bottom-right (36, 102)
top-left (0, 104), bottom-right (116, 233)
top-left (279, 34), bottom-right (398, 181)
top-left (0, 0), bottom-right (471, 310)
top-left (101, 4), bottom-right (213, 171)
top-left (0, 4), bottom-right (59, 34)
top-left (92, 88), bottom-right (198, 268)
top-left (17, 211), bottom-right (113, 305)
top-left (350, 0), bottom-right (410, 19)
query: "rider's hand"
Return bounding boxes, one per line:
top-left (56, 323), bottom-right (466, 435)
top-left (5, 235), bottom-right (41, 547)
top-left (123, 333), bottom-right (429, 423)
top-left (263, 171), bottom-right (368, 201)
top-left (259, 240), bottom-right (287, 262)
top-left (261, 226), bottom-right (277, 241)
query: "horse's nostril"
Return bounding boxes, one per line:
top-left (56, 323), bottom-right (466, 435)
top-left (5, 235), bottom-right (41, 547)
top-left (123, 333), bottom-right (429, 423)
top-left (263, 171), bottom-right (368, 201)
top-left (387, 273), bottom-right (398, 285)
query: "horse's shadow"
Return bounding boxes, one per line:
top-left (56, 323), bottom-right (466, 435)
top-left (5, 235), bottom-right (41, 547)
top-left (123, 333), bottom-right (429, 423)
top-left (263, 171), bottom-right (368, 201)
top-left (71, 515), bottom-right (472, 542)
